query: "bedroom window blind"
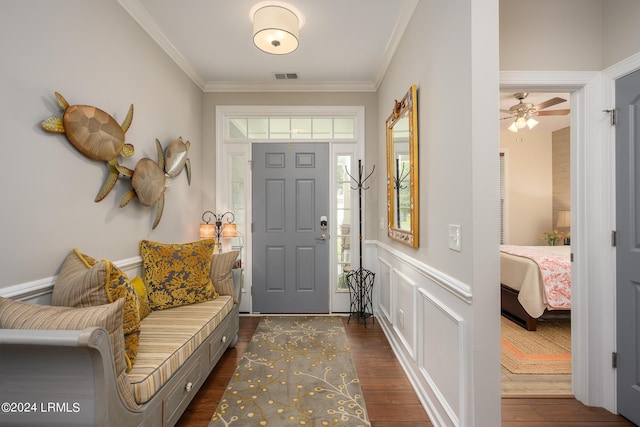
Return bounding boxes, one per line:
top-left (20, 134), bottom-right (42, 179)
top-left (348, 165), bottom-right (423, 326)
top-left (500, 152), bottom-right (505, 244)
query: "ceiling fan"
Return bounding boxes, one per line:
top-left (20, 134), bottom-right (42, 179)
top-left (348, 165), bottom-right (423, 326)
top-left (501, 92), bottom-right (570, 132)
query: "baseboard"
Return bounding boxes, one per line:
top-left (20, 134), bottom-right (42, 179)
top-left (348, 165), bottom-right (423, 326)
top-left (376, 309), bottom-right (449, 427)
top-left (373, 242), bottom-right (472, 427)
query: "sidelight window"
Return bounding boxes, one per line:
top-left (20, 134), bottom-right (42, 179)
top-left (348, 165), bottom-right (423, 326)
top-left (336, 155), bottom-right (353, 291)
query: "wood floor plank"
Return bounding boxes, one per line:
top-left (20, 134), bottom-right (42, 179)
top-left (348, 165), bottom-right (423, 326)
top-left (177, 315), bottom-right (634, 427)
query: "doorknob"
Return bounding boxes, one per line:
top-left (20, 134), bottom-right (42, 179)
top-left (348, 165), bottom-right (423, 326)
top-left (316, 234), bottom-right (328, 241)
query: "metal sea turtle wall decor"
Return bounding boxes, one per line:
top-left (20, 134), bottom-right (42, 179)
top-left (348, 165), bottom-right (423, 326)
top-left (116, 138), bottom-right (192, 230)
top-left (117, 139), bottom-right (167, 230)
top-left (41, 92), bottom-right (135, 202)
top-left (164, 136), bottom-right (191, 185)
top-left (40, 92), bottom-right (194, 230)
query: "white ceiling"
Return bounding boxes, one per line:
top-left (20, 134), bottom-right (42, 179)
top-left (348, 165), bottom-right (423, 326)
top-left (499, 92), bottom-right (571, 133)
top-left (121, 0), bottom-right (418, 92)
top-left (119, 1), bottom-right (571, 131)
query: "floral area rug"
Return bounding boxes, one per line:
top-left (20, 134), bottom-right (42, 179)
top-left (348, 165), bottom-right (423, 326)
top-left (501, 316), bottom-right (571, 374)
top-left (209, 316), bottom-right (370, 427)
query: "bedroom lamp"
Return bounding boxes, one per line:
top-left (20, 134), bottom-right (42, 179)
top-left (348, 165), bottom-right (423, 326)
top-left (200, 211), bottom-right (236, 253)
top-left (252, 4), bottom-right (300, 55)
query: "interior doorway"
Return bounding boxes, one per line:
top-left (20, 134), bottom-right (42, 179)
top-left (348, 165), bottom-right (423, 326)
top-left (499, 90), bottom-right (573, 396)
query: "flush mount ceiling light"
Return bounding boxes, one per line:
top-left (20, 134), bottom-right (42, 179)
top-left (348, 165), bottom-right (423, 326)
top-left (252, 3), bottom-right (300, 55)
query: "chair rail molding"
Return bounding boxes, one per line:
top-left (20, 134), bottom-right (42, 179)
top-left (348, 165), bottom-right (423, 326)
top-left (375, 241), bottom-right (472, 303)
top-left (0, 256), bottom-right (142, 303)
top-left (373, 241), bottom-right (471, 427)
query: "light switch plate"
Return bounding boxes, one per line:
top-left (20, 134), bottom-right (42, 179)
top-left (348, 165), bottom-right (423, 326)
top-left (448, 224), bottom-right (462, 252)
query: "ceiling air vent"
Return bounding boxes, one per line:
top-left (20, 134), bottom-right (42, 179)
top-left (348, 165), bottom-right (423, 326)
top-left (273, 72), bottom-right (298, 80)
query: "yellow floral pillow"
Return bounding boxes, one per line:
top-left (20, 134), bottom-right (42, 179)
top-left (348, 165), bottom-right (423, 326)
top-left (131, 276), bottom-right (151, 320)
top-left (139, 239), bottom-right (218, 311)
top-left (51, 249), bottom-right (141, 371)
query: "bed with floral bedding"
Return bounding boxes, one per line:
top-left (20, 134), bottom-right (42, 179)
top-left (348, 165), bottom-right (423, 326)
top-left (500, 245), bottom-right (571, 330)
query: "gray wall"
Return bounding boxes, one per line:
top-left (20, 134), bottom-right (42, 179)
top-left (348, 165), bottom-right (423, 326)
top-left (0, 0), bottom-right (204, 287)
top-left (376, 0), bottom-right (501, 425)
top-left (602, 0), bottom-right (640, 67)
top-left (500, 0), bottom-right (640, 71)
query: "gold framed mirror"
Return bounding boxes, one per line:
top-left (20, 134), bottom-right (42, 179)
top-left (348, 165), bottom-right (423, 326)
top-left (386, 84), bottom-right (419, 247)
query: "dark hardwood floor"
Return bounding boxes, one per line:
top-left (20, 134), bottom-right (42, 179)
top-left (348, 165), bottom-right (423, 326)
top-left (177, 315), bottom-right (635, 427)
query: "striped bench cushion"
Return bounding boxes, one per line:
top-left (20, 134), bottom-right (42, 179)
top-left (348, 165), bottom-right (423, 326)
top-left (127, 296), bottom-right (234, 404)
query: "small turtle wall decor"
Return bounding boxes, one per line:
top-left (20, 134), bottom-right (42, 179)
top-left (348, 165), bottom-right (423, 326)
top-left (116, 139), bottom-right (167, 230)
top-left (164, 136), bottom-right (191, 185)
top-left (41, 92), bottom-right (135, 202)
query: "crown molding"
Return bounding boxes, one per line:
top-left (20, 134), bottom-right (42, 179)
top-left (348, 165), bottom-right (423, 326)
top-left (119, 0), bottom-right (415, 93)
top-left (373, 0), bottom-right (419, 90)
top-left (117, 0), bottom-right (206, 90)
top-left (203, 80), bottom-right (377, 93)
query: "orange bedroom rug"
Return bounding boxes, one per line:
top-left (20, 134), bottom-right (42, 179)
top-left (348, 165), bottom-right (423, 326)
top-left (501, 316), bottom-right (571, 375)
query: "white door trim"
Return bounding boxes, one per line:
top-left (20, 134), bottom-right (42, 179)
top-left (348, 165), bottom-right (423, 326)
top-left (215, 105), bottom-right (366, 314)
top-left (500, 70), bottom-right (620, 412)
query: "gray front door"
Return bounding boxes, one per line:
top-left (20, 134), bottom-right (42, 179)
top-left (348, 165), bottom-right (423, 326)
top-left (252, 143), bottom-right (330, 313)
top-left (616, 68), bottom-right (640, 424)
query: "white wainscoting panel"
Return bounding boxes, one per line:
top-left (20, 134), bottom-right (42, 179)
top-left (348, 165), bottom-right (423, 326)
top-left (377, 257), bottom-right (392, 323)
top-left (392, 268), bottom-right (417, 361)
top-left (418, 288), bottom-right (464, 426)
top-left (374, 242), bottom-right (471, 427)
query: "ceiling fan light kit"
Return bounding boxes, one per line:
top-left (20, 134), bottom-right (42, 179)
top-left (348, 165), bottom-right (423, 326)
top-left (502, 92), bottom-right (569, 133)
top-left (508, 116), bottom-right (539, 132)
top-left (253, 4), bottom-right (300, 55)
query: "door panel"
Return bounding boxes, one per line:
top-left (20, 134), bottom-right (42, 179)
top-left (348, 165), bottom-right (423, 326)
top-left (265, 179), bottom-right (285, 231)
top-left (296, 180), bottom-right (315, 231)
top-left (265, 247), bottom-right (285, 291)
top-left (252, 143), bottom-right (329, 313)
top-left (616, 68), bottom-right (640, 425)
top-left (296, 247), bottom-right (315, 291)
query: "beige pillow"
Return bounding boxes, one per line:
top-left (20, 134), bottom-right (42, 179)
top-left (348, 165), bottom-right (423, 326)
top-left (52, 250), bottom-right (109, 307)
top-left (0, 297), bottom-right (127, 376)
top-left (51, 249), bottom-right (141, 370)
top-left (139, 239), bottom-right (218, 311)
top-left (211, 251), bottom-right (240, 303)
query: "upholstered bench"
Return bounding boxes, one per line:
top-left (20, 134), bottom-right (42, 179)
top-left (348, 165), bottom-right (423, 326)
top-left (128, 295), bottom-right (235, 405)
top-left (0, 240), bottom-right (241, 426)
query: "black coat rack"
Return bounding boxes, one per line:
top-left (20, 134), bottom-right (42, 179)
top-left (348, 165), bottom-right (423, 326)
top-left (345, 160), bottom-right (376, 326)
